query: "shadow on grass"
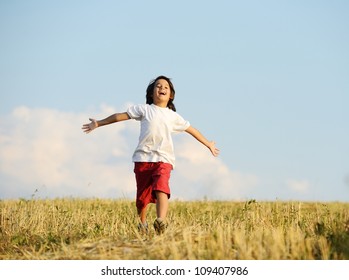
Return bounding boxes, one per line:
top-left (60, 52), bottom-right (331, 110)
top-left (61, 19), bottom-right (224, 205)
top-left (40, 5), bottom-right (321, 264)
top-left (314, 220), bottom-right (349, 259)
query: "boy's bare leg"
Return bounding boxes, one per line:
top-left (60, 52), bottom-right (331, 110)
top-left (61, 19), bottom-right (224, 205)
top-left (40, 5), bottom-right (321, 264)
top-left (138, 206), bottom-right (147, 224)
top-left (154, 191), bottom-right (168, 220)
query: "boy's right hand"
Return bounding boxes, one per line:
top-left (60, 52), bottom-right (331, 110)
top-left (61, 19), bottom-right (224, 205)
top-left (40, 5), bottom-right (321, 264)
top-left (82, 118), bottom-right (98, 134)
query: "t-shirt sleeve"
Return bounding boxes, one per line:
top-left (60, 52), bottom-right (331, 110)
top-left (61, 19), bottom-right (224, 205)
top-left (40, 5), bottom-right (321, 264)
top-left (127, 104), bottom-right (145, 121)
top-left (173, 113), bottom-right (190, 132)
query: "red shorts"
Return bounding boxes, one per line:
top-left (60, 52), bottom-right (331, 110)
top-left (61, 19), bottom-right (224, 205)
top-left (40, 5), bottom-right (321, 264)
top-left (134, 162), bottom-right (173, 212)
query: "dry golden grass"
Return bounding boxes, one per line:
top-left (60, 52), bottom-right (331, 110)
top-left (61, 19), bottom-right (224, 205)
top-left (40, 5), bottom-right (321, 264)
top-left (0, 198), bottom-right (348, 260)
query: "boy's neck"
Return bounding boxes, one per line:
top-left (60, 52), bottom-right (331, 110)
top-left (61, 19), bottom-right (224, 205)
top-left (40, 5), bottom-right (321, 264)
top-left (153, 102), bottom-right (167, 108)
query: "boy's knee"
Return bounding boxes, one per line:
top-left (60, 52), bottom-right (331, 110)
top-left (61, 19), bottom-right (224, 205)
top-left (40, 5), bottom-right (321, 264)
top-left (154, 190), bottom-right (169, 199)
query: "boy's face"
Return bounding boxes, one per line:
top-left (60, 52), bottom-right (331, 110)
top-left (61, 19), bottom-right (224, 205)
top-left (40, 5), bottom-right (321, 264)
top-left (152, 79), bottom-right (172, 107)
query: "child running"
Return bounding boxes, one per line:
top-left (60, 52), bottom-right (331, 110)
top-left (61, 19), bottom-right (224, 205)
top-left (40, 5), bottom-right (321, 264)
top-left (82, 75), bottom-right (219, 234)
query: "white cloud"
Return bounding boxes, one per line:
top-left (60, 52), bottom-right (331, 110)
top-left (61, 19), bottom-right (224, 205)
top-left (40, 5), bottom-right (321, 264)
top-left (344, 175), bottom-right (349, 187)
top-left (173, 136), bottom-right (259, 200)
top-left (0, 105), bottom-right (258, 200)
top-left (286, 179), bottom-right (310, 194)
top-left (0, 105), bottom-right (137, 199)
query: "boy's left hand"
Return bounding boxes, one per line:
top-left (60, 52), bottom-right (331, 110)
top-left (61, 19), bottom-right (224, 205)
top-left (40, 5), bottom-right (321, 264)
top-left (208, 141), bottom-right (220, 157)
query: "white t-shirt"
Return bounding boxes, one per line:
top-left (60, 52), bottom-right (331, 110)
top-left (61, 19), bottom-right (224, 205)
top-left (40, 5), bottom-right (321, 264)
top-left (127, 104), bottom-right (190, 168)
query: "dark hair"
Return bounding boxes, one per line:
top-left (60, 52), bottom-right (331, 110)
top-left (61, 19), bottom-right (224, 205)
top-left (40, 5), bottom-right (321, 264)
top-left (146, 75), bottom-right (176, 112)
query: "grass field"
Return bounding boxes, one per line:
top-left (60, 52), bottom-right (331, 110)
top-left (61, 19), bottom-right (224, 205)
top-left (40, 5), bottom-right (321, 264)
top-left (0, 199), bottom-right (348, 260)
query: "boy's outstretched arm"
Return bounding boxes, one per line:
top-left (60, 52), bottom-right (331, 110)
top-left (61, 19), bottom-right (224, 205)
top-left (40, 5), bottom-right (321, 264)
top-left (82, 112), bottom-right (130, 133)
top-left (185, 126), bottom-right (220, 157)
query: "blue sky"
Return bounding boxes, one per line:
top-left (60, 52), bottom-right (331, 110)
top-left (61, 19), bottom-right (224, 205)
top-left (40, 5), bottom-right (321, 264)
top-left (1, 0), bottom-right (348, 201)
